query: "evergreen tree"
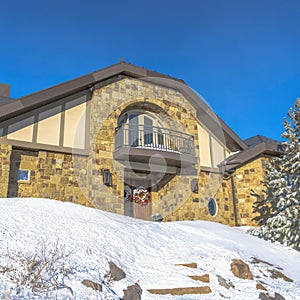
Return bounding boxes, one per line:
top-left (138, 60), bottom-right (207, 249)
top-left (249, 99), bottom-right (300, 250)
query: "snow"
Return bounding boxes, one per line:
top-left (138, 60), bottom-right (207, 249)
top-left (0, 198), bottom-right (299, 299)
top-left (136, 144), bottom-right (180, 153)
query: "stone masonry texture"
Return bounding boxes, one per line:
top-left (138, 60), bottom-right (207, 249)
top-left (0, 77), bottom-right (267, 226)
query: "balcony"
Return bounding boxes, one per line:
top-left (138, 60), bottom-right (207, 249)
top-left (113, 124), bottom-right (197, 170)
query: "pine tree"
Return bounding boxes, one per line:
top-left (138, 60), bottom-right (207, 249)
top-left (249, 99), bottom-right (300, 250)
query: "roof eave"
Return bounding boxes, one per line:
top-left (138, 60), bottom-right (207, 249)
top-left (0, 62), bottom-right (186, 122)
top-left (221, 142), bottom-right (283, 174)
top-left (0, 62), bottom-right (245, 153)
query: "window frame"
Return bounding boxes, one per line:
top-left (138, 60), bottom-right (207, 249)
top-left (17, 170), bottom-right (31, 183)
top-left (208, 198), bottom-right (218, 217)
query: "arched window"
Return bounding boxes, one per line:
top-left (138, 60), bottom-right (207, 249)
top-left (117, 111), bottom-right (164, 148)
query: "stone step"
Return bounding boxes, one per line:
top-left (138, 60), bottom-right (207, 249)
top-left (188, 274), bottom-right (210, 283)
top-left (175, 262), bottom-right (197, 268)
top-left (147, 286), bottom-right (212, 295)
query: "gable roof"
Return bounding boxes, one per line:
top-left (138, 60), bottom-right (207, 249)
top-left (222, 135), bottom-right (283, 174)
top-left (0, 62), bottom-right (247, 151)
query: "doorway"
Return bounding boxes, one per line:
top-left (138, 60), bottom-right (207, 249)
top-left (124, 176), bottom-right (152, 220)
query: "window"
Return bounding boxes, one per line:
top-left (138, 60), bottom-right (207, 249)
top-left (208, 198), bottom-right (218, 217)
top-left (17, 170), bottom-right (30, 182)
top-left (118, 111), bottom-right (164, 148)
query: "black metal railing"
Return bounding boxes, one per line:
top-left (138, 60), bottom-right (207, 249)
top-left (115, 124), bottom-right (195, 156)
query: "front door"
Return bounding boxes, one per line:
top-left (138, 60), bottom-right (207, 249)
top-left (124, 178), bottom-right (152, 220)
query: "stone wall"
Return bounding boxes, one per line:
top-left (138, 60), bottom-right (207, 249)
top-left (164, 171), bottom-right (236, 226)
top-left (0, 143), bottom-right (11, 197)
top-left (85, 77), bottom-right (201, 217)
top-left (17, 151), bottom-right (90, 207)
top-left (163, 157), bottom-right (268, 226)
top-left (233, 157), bottom-right (266, 226)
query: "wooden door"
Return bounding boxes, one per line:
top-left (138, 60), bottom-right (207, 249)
top-left (124, 178), bottom-right (152, 220)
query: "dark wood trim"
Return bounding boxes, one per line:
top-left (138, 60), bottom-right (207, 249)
top-left (32, 113), bottom-right (38, 143)
top-left (0, 138), bottom-right (89, 156)
top-left (59, 103), bottom-right (66, 147)
top-left (200, 166), bottom-right (222, 174)
top-left (0, 90), bottom-right (90, 155)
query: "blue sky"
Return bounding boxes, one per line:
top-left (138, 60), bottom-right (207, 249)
top-left (1, 0), bottom-right (300, 141)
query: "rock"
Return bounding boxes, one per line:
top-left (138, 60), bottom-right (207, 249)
top-left (230, 259), bottom-right (253, 280)
top-left (217, 275), bottom-right (235, 289)
top-left (123, 282), bottom-right (142, 300)
top-left (259, 293), bottom-right (271, 300)
top-left (259, 292), bottom-right (286, 300)
top-left (81, 279), bottom-right (102, 291)
top-left (107, 261), bottom-right (126, 281)
top-left (251, 257), bottom-right (283, 270)
top-left (267, 269), bottom-right (293, 282)
top-left (147, 286), bottom-right (212, 295)
top-left (273, 293), bottom-right (286, 300)
top-left (175, 262), bottom-right (197, 268)
top-left (256, 282), bottom-right (267, 291)
top-left (188, 274), bottom-right (210, 283)
top-left (251, 257), bottom-right (273, 267)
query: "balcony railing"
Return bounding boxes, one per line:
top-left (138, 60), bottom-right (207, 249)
top-left (115, 124), bottom-right (195, 156)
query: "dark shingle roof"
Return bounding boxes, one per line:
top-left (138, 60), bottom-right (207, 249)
top-left (0, 96), bottom-right (14, 106)
top-left (244, 135), bottom-right (281, 148)
top-left (220, 135), bottom-right (283, 174)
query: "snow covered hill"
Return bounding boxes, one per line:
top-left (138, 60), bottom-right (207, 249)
top-left (0, 198), bottom-right (299, 299)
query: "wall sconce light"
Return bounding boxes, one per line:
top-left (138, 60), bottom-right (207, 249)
top-left (191, 178), bottom-right (198, 194)
top-left (102, 169), bottom-right (112, 186)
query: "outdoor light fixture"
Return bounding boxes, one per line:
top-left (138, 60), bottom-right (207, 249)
top-left (102, 169), bottom-right (112, 186)
top-left (191, 178), bottom-right (198, 194)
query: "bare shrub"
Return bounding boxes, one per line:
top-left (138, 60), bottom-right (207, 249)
top-left (0, 240), bottom-right (75, 298)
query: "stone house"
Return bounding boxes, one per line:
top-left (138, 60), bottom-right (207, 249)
top-left (0, 62), bottom-right (282, 225)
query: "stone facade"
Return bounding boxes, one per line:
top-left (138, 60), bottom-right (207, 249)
top-left (233, 157), bottom-right (267, 226)
top-left (81, 77), bottom-right (201, 218)
top-left (0, 75), bottom-right (271, 226)
top-left (163, 171), bottom-right (236, 225)
top-left (163, 157), bottom-right (268, 226)
top-left (17, 151), bottom-right (90, 207)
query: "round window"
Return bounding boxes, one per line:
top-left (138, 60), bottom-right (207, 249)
top-left (208, 198), bottom-right (218, 217)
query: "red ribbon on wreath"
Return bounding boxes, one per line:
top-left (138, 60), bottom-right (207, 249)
top-left (133, 187), bottom-right (151, 206)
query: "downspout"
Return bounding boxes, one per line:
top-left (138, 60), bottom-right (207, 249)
top-left (230, 174), bottom-right (239, 226)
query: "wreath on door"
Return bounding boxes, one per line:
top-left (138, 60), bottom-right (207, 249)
top-left (133, 186), bottom-right (151, 206)
top-left (124, 185), bottom-right (132, 201)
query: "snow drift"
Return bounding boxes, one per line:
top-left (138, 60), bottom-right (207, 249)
top-left (0, 198), bottom-right (299, 299)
